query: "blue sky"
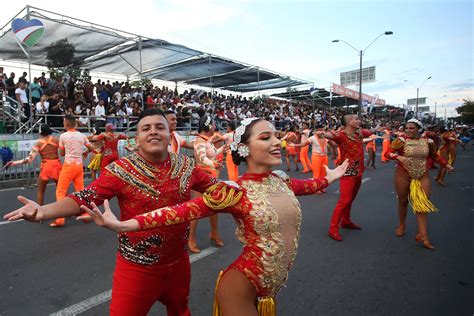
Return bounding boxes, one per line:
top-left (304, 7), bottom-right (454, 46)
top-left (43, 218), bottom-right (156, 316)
top-left (2, 0), bottom-right (473, 117)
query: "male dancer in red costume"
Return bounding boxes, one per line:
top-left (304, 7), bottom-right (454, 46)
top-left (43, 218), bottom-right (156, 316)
top-left (4, 109), bottom-right (217, 316)
top-left (319, 113), bottom-right (373, 241)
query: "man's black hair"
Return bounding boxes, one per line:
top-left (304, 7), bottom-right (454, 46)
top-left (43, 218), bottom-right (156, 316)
top-left (137, 108), bottom-right (168, 125)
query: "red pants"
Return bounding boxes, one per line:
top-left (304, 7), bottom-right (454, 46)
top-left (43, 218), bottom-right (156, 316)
top-left (330, 176), bottom-right (362, 228)
top-left (110, 254), bottom-right (191, 316)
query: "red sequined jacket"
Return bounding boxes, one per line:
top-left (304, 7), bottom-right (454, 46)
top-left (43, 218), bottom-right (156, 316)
top-left (332, 129), bottom-right (372, 177)
top-left (69, 152), bottom-right (217, 266)
top-left (132, 171), bottom-right (329, 297)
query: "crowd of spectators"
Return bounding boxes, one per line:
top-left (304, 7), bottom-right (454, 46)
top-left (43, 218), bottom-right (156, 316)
top-left (1, 70), bottom-right (396, 134)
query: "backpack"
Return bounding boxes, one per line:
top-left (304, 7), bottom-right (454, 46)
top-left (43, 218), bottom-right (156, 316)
top-left (0, 146), bottom-right (14, 165)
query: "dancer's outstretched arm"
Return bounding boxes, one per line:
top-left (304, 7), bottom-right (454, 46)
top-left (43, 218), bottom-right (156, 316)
top-left (3, 196), bottom-right (81, 222)
top-left (80, 182), bottom-right (243, 233)
top-left (289, 159), bottom-right (349, 196)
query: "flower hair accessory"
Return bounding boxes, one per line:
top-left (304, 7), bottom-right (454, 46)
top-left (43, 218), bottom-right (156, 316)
top-left (407, 118), bottom-right (424, 132)
top-left (237, 144), bottom-right (250, 157)
top-left (230, 118), bottom-right (259, 152)
top-left (407, 118), bottom-right (423, 128)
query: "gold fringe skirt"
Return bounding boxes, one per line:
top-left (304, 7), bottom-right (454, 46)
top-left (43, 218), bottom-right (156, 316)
top-left (87, 153), bottom-right (103, 171)
top-left (409, 179), bottom-right (438, 214)
top-left (213, 271), bottom-right (276, 316)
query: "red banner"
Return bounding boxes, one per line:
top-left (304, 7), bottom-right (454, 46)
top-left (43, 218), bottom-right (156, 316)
top-left (332, 83), bottom-right (386, 106)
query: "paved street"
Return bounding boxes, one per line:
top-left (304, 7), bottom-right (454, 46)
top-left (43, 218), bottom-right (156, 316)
top-left (1, 149), bottom-right (473, 315)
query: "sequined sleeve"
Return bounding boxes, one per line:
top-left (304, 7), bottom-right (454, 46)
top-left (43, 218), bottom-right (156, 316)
top-left (190, 165), bottom-right (219, 193)
top-left (428, 140), bottom-right (447, 167)
top-left (289, 177), bottom-right (329, 196)
top-left (385, 137), bottom-right (405, 160)
top-left (361, 129), bottom-right (373, 138)
top-left (134, 182), bottom-right (243, 230)
top-left (68, 169), bottom-right (120, 208)
top-left (331, 131), bottom-right (343, 144)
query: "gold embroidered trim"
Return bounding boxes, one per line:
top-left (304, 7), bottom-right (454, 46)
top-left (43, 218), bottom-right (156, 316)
top-left (106, 162), bottom-right (159, 197)
top-left (126, 154), bottom-right (158, 179)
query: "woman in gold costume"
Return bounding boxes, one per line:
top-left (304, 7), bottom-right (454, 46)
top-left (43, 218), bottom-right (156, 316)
top-left (385, 119), bottom-right (452, 250)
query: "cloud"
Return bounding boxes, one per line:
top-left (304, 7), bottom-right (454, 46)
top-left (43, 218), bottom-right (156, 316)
top-left (446, 79), bottom-right (474, 91)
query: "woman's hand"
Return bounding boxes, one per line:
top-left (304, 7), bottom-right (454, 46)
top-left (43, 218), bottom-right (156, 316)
top-left (324, 159), bottom-right (349, 184)
top-left (77, 200), bottom-right (138, 233)
top-left (3, 196), bottom-right (44, 222)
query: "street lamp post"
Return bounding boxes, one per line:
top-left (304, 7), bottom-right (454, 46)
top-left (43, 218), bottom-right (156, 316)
top-left (432, 94), bottom-right (447, 119)
top-left (404, 77), bottom-right (431, 117)
top-left (332, 31), bottom-right (393, 118)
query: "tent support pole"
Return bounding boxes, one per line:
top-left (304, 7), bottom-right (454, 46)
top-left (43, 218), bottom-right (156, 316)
top-left (209, 55), bottom-right (213, 101)
top-left (257, 67), bottom-right (260, 104)
top-left (26, 5), bottom-right (33, 132)
top-left (138, 36), bottom-right (143, 108)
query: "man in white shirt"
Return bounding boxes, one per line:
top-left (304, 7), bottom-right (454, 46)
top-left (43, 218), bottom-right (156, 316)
top-left (35, 95), bottom-right (50, 114)
top-left (15, 82), bottom-right (30, 122)
top-left (95, 99), bottom-right (106, 132)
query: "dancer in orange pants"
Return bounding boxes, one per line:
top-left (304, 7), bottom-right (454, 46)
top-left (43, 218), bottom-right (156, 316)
top-left (5, 124), bottom-right (61, 206)
top-left (299, 122), bottom-right (312, 173)
top-left (281, 126), bottom-right (300, 171)
top-left (52, 114), bottom-right (95, 227)
top-left (223, 122), bottom-right (239, 181)
top-left (381, 128), bottom-right (391, 162)
top-left (295, 131), bottom-right (328, 192)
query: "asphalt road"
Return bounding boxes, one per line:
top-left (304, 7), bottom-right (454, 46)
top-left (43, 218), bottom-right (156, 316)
top-left (0, 149), bottom-right (473, 316)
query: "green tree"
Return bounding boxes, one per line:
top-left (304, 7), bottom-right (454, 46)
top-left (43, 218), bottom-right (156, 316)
top-left (130, 78), bottom-right (151, 88)
top-left (456, 98), bottom-right (474, 124)
top-left (45, 38), bottom-right (83, 80)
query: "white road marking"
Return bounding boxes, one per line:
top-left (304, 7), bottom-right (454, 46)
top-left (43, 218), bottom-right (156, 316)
top-left (335, 177), bottom-right (371, 194)
top-left (0, 219), bottom-right (24, 225)
top-left (49, 246), bottom-right (220, 316)
top-left (0, 187), bottom-right (26, 192)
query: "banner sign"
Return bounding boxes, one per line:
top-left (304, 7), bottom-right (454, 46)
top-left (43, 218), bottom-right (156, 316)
top-left (332, 83), bottom-right (386, 106)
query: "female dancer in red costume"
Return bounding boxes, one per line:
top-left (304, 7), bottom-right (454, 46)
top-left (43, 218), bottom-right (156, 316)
top-left (435, 127), bottom-right (459, 186)
top-left (81, 118), bottom-right (349, 316)
top-left (92, 123), bottom-right (130, 171)
top-left (188, 115), bottom-right (226, 253)
top-left (5, 124), bottom-right (61, 206)
top-left (385, 119), bottom-right (452, 250)
top-left (87, 128), bottom-right (104, 181)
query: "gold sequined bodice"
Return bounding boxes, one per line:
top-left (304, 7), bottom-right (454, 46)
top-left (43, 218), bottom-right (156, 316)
top-left (403, 138), bottom-right (429, 179)
top-left (237, 174), bottom-right (302, 296)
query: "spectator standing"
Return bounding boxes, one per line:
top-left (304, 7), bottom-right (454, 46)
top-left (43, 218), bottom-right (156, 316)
top-left (15, 82), bottom-right (29, 122)
top-left (6, 72), bottom-right (16, 100)
top-left (30, 77), bottom-right (42, 105)
top-left (95, 99), bottom-right (107, 132)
